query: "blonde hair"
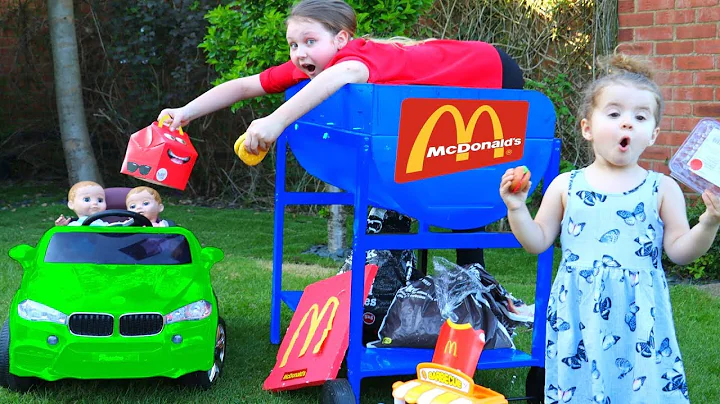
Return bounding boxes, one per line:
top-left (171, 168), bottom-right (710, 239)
top-left (288, 0), bottom-right (357, 37)
top-left (126, 186), bottom-right (163, 205)
top-left (68, 181), bottom-right (102, 201)
top-left (579, 53), bottom-right (664, 126)
top-left (286, 1), bottom-right (431, 48)
top-left (365, 36), bottom-right (435, 47)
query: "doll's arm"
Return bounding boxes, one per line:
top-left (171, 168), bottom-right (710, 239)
top-left (242, 61), bottom-right (370, 153)
top-left (662, 177), bottom-right (720, 265)
top-left (55, 214), bottom-right (71, 226)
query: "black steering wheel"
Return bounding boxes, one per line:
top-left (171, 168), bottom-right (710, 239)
top-left (82, 209), bottom-right (153, 227)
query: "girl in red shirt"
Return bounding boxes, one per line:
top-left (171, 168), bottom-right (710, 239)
top-left (158, 0), bottom-right (523, 153)
top-left (158, 0), bottom-right (524, 269)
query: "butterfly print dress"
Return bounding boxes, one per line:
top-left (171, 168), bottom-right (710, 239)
top-left (545, 169), bottom-right (689, 403)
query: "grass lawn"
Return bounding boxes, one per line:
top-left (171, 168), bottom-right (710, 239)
top-left (0, 182), bottom-right (719, 403)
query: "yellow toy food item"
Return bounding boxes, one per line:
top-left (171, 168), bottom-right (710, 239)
top-left (234, 133), bottom-right (267, 166)
top-left (391, 363), bottom-right (507, 404)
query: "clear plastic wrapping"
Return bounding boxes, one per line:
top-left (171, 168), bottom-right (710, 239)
top-left (669, 118), bottom-right (720, 197)
top-left (374, 257), bottom-right (536, 350)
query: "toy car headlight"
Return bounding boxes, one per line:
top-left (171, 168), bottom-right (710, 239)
top-left (165, 300), bottom-right (212, 324)
top-left (17, 300), bottom-right (68, 325)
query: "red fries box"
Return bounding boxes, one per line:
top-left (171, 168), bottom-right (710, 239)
top-left (121, 118), bottom-right (197, 190)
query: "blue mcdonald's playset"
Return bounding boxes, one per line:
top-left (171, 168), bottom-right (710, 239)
top-left (263, 81), bottom-right (560, 403)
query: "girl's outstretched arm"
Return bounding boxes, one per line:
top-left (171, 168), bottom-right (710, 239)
top-left (158, 74), bottom-right (268, 130)
top-left (500, 170), bottom-right (567, 254)
top-left (661, 176), bottom-right (720, 265)
top-left (243, 60), bottom-right (370, 153)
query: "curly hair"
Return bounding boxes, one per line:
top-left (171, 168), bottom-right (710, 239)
top-left (579, 53), bottom-right (664, 127)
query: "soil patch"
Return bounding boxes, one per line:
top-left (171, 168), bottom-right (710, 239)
top-left (696, 283), bottom-right (720, 299)
top-left (258, 260), bottom-right (336, 278)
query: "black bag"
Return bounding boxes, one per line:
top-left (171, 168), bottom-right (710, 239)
top-left (375, 257), bottom-right (515, 350)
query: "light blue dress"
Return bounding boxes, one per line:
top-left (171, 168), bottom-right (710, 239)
top-left (545, 169), bottom-right (690, 404)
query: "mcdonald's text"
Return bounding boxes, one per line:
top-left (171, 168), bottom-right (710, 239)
top-left (426, 138), bottom-right (522, 158)
top-left (395, 99), bottom-right (529, 183)
top-left (282, 370), bottom-right (307, 381)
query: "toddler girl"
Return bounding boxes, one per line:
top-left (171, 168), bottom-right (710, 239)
top-left (499, 54), bottom-right (719, 403)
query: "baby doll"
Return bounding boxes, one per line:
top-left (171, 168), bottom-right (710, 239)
top-left (55, 181), bottom-right (110, 226)
top-left (126, 186), bottom-right (169, 227)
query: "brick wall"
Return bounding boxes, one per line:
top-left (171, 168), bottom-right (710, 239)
top-left (618, 0), bottom-right (720, 174)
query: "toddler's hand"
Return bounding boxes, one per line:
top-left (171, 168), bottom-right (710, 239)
top-left (499, 168), bottom-right (531, 212)
top-left (699, 190), bottom-right (720, 227)
top-left (55, 215), bottom-right (71, 226)
top-left (157, 107), bottom-right (192, 130)
top-left (244, 115), bottom-right (285, 154)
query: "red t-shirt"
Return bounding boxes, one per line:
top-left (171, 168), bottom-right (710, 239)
top-left (259, 38), bottom-right (503, 94)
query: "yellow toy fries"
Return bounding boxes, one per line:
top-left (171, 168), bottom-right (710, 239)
top-left (234, 133), bottom-right (268, 166)
top-left (392, 363), bottom-right (507, 404)
top-left (392, 320), bottom-right (507, 404)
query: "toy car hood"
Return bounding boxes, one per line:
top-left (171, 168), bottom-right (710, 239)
top-left (19, 264), bottom-right (204, 314)
top-left (10, 226), bottom-right (219, 314)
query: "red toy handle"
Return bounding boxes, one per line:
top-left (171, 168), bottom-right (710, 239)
top-left (157, 115), bottom-right (185, 136)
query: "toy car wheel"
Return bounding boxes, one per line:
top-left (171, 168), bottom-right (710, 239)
top-left (0, 320), bottom-right (36, 392)
top-left (0, 320), bottom-right (9, 388)
top-left (525, 366), bottom-right (545, 404)
top-left (321, 378), bottom-right (355, 404)
top-left (181, 317), bottom-right (226, 390)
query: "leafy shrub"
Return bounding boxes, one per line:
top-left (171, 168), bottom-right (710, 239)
top-left (525, 74), bottom-right (592, 169)
top-left (664, 198), bottom-right (720, 280)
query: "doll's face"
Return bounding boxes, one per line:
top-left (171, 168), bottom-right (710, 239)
top-left (126, 190), bottom-right (164, 222)
top-left (68, 185), bottom-right (107, 217)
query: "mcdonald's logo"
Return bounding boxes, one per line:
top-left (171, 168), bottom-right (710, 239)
top-left (279, 297), bottom-right (340, 368)
top-left (444, 340), bottom-right (458, 357)
top-left (395, 99), bottom-right (529, 183)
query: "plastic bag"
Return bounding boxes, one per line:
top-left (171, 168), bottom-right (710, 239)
top-left (462, 262), bottom-right (535, 335)
top-left (374, 257), bottom-right (517, 350)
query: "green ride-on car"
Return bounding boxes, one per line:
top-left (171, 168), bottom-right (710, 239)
top-left (0, 210), bottom-right (226, 392)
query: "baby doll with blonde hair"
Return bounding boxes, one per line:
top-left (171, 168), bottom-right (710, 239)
top-left (125, 186), bottom-right (169, 227)
top-left (55, 181), bottom-right (110, 226)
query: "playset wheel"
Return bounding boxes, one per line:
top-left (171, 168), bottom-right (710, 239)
top-left (321, 378), bottom-right (355, 404)
top-left (525, 366), bottom-right (545, 404)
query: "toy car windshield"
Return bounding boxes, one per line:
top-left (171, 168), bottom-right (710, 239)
top-left (44, 232), bottom-right (191, 265)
